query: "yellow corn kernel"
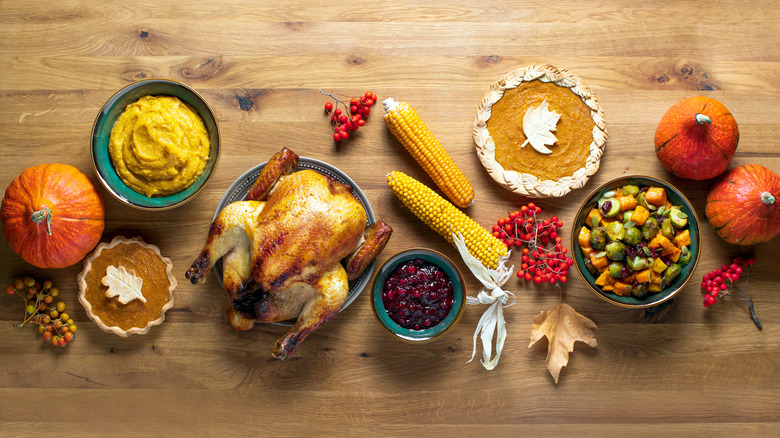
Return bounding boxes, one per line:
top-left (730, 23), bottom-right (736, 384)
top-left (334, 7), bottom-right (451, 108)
top-left (383, 98), bottom-right (474, 208)
top-left (387, 171), bottom-right (506, 269)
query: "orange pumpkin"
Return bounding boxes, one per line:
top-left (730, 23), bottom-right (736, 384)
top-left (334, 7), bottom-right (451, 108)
top-left (655, 96), bottom-right (739, 180)
top-left (705, 164), bottom-right (780, 245)
top-left (1, 163), bottom-right (105, 268)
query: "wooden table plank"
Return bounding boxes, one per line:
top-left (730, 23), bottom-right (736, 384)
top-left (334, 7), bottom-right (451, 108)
top-left (1, 0), bottom-right (779, 435)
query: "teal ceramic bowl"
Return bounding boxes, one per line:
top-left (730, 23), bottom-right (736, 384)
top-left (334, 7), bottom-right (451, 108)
top-left (91, 79), bottom-right (220, 210)
top-left (371, 249), bottom-right (466, 343)
top-left (571, 176), bottom-right (701, 308)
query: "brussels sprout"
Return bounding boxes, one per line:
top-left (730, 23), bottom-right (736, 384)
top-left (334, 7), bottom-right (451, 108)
top-left (678, 245), bottom-right (691, 266)
top-left (641, 217), bottom-right (660, 240)
top-left (626, 255), bottom-right (648, 271)
top-left (605, 241), bottom-right (627, 261)
top-left (636, 192), bottom-right (649, 209)
top-left (631, 283), bottom-right (648, 298)
top-left (608, 261), bottom-right (625, 278)
top-left (589, 227), bottom-right (608, 250)
top-left (621, 184), bottom-right (640, 197)
top-left (623, 210), bottom-right (634, 223)
top-left (583, 256), bottom-right (599, 275)
top-left (600, 198), bottom-right (621, 218)
top-left (606, 221), bottom-right (626, 241)
top-left (670, 209), bottom-right (688, 228)
top-left (660, 218), bottom-right (675, 240)
top-left (660, 263), bottom-right (682, 288)
top-left (623, 227), bottom-right (643, 246)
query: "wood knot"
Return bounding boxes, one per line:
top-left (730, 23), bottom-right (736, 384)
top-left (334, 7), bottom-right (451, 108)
top-left (233, 89), bottom-right (267, 112)
top-left (178, 56), bottom-right (224, 80)
top-left (656, 75), bottom-right (668, 84)
top-left (483, 55), bottom-right (501, 64)
top-left (349, 56), bottom-right (365, 65)
top-left (138, 28), bottom-right (149, 38)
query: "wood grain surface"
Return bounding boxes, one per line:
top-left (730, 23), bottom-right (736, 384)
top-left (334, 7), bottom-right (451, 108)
top-left (1, 1), bottom-right (779, 436)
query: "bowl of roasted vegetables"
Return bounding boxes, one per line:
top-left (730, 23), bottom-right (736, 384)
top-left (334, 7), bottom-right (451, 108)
top-left (571, 176), bottom-right (701, 307)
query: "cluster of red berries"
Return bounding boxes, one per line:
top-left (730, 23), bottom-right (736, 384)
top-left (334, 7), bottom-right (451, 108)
top-left (700, 256), bottom-right (761, 329)
top-left (701, 257), bottom-right (752, 306)
top-left (492, 203), bottom-right (574, 285)
top-left (322, 90), bottom-right (377, 141)
top-left (6, 276), bottom-right (78, 347)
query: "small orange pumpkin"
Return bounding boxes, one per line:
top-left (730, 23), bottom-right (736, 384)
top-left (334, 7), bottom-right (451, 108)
top-left (705, 164), bottom-right (780, 245)
top-left (655, 96), bottom-right (739, 180)
top-left (1, 163), bottom-right (105, 268)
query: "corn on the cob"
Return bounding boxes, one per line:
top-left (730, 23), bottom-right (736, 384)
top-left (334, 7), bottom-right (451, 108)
top-left (387, 171), bottom-right (507, 269)
top-left (383, 97), bottom-right (475, 208)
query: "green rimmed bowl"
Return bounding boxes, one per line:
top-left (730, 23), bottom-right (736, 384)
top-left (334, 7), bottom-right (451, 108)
top-left (571, 175), bottom-right (701, 308)
top-left (371, 248), bottom-right (466, 342)
top-left (91, 79), bottom-right (220, 210)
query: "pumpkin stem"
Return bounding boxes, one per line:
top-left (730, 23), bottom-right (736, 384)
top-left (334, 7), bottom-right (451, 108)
top-left (694, 113), bottom-right (712, 125)
top-left (30, 207), bottom-right (53, 235)
top-left (761, 191), bottom-right (775, 205)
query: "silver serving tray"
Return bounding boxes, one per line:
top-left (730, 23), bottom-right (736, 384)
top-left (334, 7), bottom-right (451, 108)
top-left (213, 157), bottom-right (376, 325)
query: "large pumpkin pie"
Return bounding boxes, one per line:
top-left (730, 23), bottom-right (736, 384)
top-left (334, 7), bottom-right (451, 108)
top-left (77, 236), bottom-right (176, 337)
top-left (473, 64), bottom-right (607, 198)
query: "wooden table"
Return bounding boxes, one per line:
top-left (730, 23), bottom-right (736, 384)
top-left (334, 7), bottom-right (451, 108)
top-left (1, 1), bottom-right (779, 436)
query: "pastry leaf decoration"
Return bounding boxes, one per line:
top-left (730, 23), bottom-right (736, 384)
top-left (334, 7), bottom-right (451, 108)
top-left (529, 303), bottom-right (597, 384)
top-left (521, 100), bottom-right (561, 155)
top-left (102, 265), bottom-right (146, 305)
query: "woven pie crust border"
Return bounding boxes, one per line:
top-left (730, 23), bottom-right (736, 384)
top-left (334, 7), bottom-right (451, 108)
top-left (77, 236), bottom-right (176, 337)
top-left (473, 64), bottom-right (607, 198)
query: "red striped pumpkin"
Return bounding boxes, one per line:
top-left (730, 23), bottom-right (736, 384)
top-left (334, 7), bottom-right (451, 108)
top-left (1, 163), bottom-right (105, 268)
top-left (705, 164), bottom-right (780, 245)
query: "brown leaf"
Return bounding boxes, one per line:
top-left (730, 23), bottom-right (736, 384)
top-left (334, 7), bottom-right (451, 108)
top-left (529, 303), bottom-right (598, 384)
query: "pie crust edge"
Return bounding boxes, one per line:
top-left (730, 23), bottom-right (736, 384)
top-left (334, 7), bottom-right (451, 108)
top-left (77, 235), bottom-right (177, 337)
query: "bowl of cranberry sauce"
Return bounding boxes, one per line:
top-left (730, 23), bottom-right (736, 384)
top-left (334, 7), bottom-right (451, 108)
top-left (371, 249), bottom-right (465, 342)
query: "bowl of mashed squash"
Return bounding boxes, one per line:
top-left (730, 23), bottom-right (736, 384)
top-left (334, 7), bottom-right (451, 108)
top-left (91, 79), bottom-right (220, 210)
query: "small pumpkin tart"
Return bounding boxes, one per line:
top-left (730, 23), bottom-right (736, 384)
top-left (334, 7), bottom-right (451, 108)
top-left (474, 64), bottom-right (607, 198)
top-left (77, 236), bottom-right (176, 337)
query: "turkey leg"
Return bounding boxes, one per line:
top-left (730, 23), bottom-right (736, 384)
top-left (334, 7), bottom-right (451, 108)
top-left (272, 265), bottom-right (349, 360)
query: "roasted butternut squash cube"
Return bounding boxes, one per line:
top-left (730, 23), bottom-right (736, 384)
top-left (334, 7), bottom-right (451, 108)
top-left (629, 205), bottom-right (650, 226)
top-left (594, 270), bottom-right (611, 286)
top-left (613, 281), bottom-right (632, 296)
top-left (578, 226), bottom-right (591, 249)
top-left (590, 252), bottom-right (609, 269)
top-left (648, 283), bottom-right (663, 292)
top-left (645, 187), bottom-right (667, 207)
top-left (662, 245), bottom-right (682, 263)
top-left (648, 233), bottom-right (674, 251)
top-left (635, 269), bottom-right (653, 283)
top-left (586, 208), bottom-right (602, 228)
top-left (618, 195), bottom-right (637, 211)
top-left (674, 229), bottom-right (691, 248)
top-left (652, 257), bottom-right (668, 274)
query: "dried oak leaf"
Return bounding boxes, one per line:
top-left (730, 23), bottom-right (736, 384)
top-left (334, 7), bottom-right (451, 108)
top-left (529, 303), bottom-right (597, 384)
top-left (102, 265), bottom-right (146, 305)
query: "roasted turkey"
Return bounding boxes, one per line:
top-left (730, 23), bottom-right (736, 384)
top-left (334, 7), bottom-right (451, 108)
top-left (186, 148), bottom-right (392, 359)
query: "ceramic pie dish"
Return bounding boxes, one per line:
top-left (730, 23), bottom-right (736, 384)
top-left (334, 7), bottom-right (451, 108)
top-left (77, 236), bottom-right (176, 337)
top-left (473, 64), bottom-right (607, 198)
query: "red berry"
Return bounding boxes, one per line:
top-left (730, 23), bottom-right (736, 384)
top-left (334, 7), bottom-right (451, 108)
top-left (333, 133), bottom-right (341, 141)
top-left (334, 108), bottom-right (342, 116)
top-left (339, 131), bottom-right (349, 140)
top-left (324, 102), bottom-right (333, 112)
top-left (357, 119), bottom-right (366, 126)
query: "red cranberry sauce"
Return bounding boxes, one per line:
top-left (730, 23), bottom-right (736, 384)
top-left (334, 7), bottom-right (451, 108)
top-left (382, 258), bottom-right (454, 330)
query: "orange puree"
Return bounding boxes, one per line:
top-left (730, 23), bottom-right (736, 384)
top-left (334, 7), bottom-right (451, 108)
top-left (83, 242), bottom-right (172, 330)
top-left (486, 81), bottom-right (595, 181)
